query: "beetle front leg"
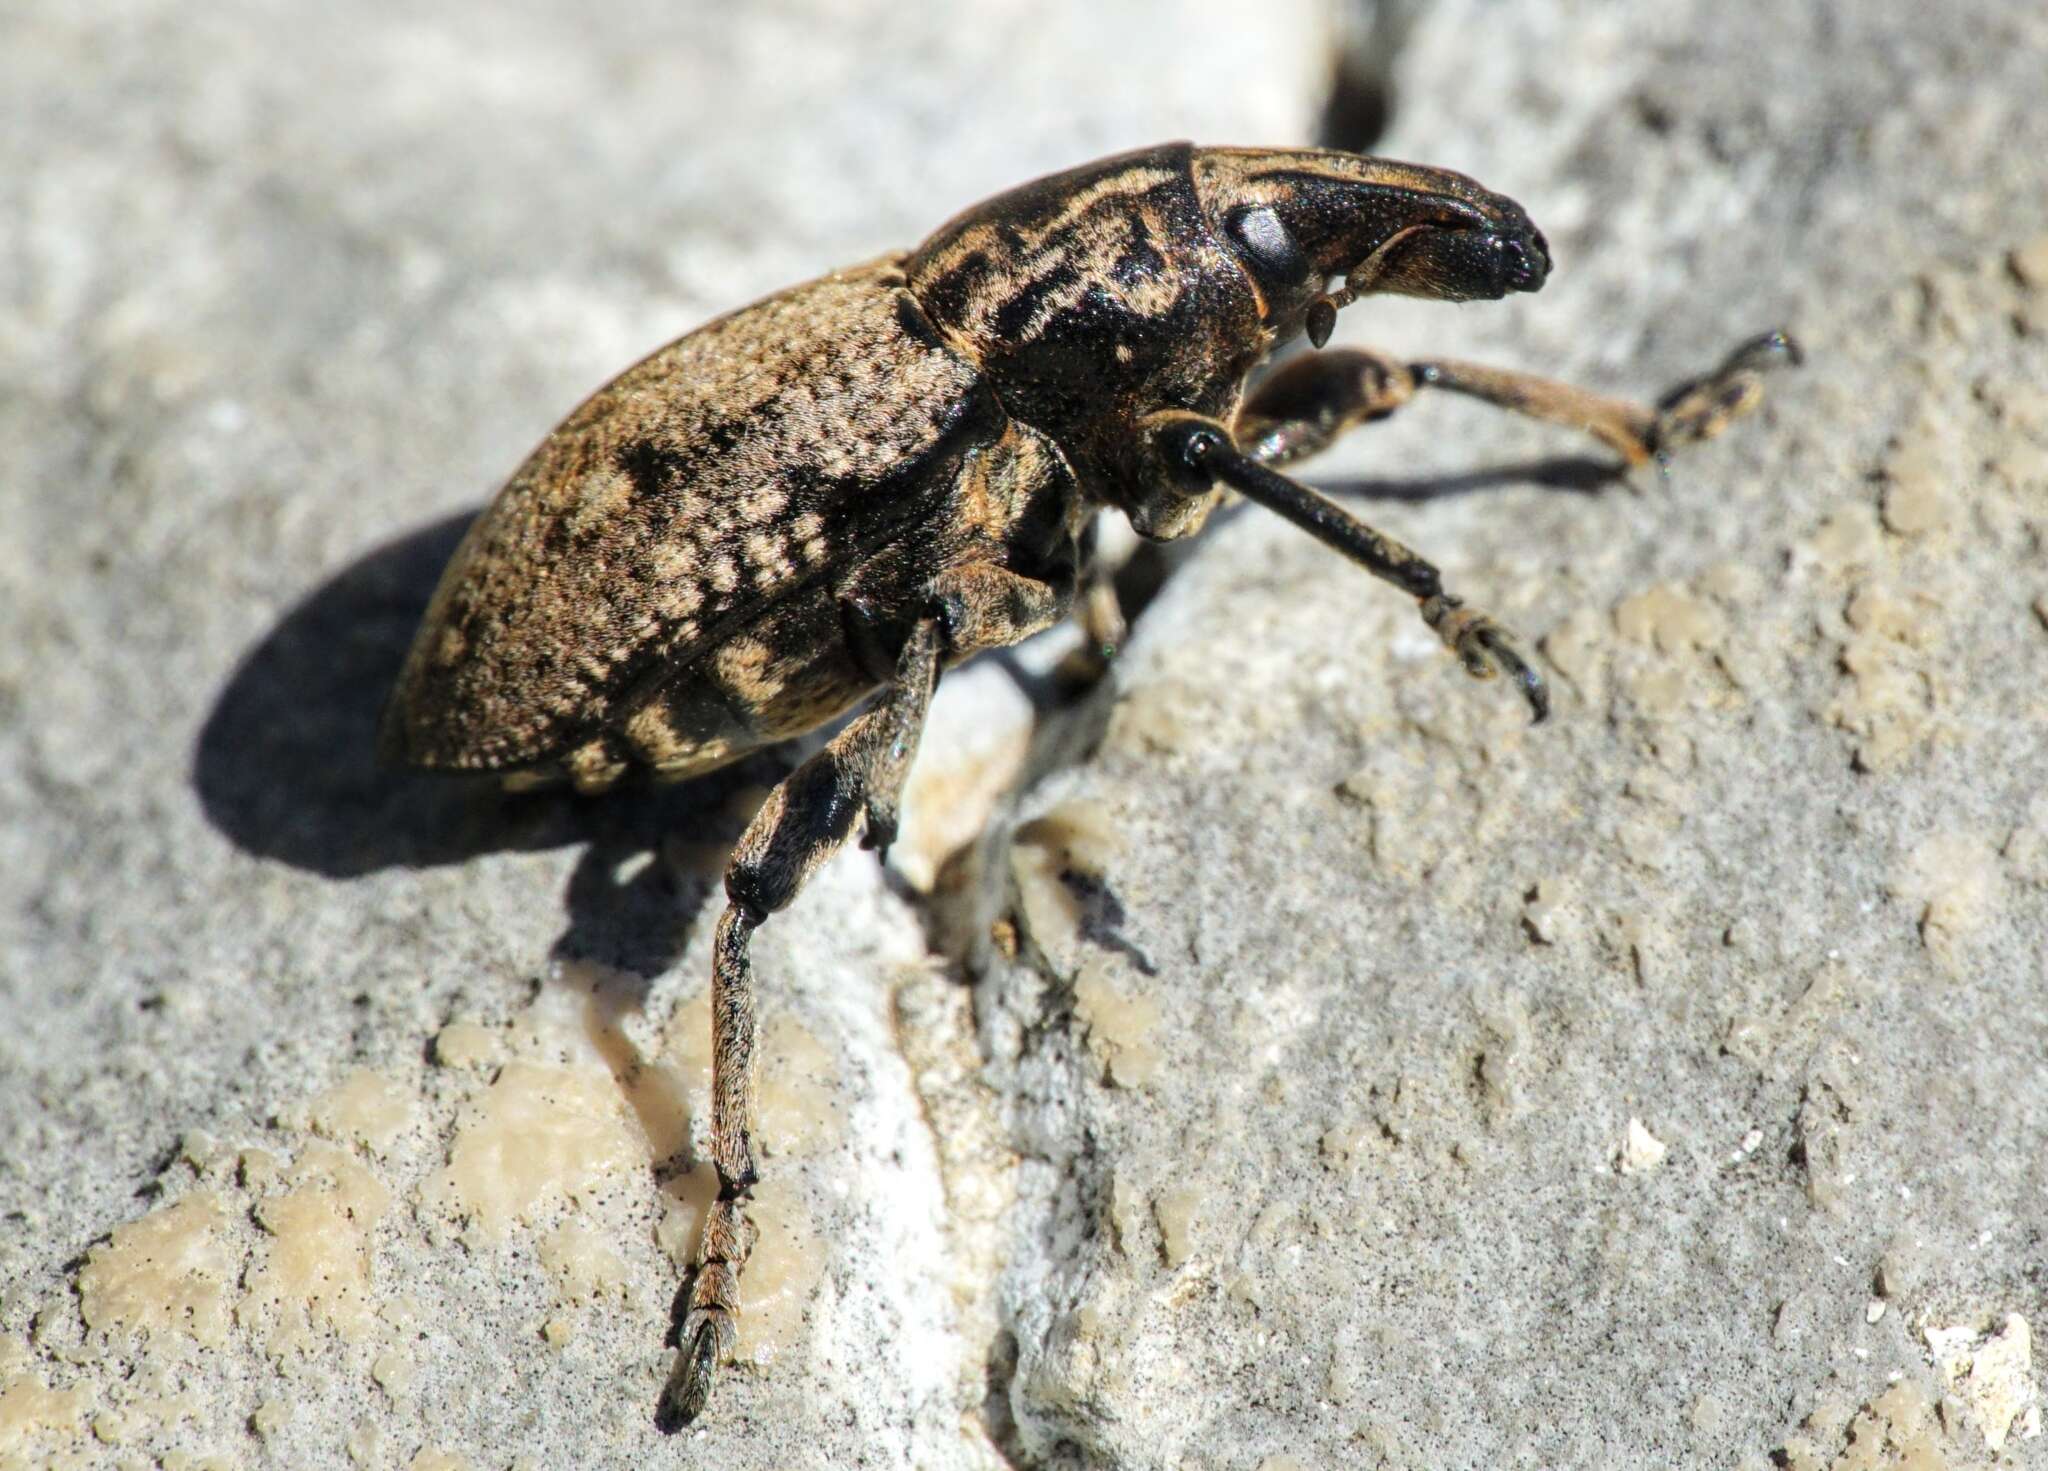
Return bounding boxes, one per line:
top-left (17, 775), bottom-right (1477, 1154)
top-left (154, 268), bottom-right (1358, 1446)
top-left (1140, 411), bottom-right (1547, 722)
top-left (1236, 330), bottom-right (1799, 470)
top-left (659, 617), bottom-right (943, 1429)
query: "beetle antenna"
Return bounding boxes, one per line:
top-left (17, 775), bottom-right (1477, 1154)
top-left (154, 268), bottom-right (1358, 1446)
top-left (1305, 224), bottom-right (1431, 349)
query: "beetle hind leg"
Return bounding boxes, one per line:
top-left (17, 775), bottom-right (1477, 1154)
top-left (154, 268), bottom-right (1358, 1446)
top-left (659, 618), bottom-right (943, 1429)
top-left (1235, 329), bottom-right (1800, 472)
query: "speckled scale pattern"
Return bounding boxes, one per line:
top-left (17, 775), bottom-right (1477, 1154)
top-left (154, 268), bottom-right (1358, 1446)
top-left (380, 257), bottom-right (998, 772)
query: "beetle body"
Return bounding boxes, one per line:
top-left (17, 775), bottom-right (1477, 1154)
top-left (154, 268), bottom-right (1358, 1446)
top-left (380, 142), bottom-right (1549, 787)
top-left (379, 142), bottom-right (1792, 1426)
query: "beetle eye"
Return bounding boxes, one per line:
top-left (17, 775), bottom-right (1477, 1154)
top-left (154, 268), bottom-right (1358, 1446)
top-left (1224, 206), bottom-right (1312, 291)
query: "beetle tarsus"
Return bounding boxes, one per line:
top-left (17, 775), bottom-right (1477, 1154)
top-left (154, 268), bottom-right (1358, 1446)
top-left (658, 1316), bottom-right (724, 1430)
top-left (1649, 328), bottom-right (1802, 459)
top-left (1422, 594), bottom-right (1549, 723)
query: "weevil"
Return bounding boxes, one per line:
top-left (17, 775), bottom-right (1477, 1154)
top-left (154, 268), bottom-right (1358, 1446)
top-left (379, 142), bottom-right (1796, 1424)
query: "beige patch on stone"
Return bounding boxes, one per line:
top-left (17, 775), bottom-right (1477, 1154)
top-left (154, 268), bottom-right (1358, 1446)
top-left (1881, 428), bottom-right (1954, 536)
top-left (2010, 233), bottom-right (2048, 290)
top-left (241, 1141), bottom-right (392, 1355)
top-left (426, 1061), bottom-right (645, 1239)
top-left (0, 1374), bottom-right (90, 1458)
top-left (370, 1350), bottom-right (414, 1398)
top-left (77, 1190), bottom-right (237, 1348)
top-left (1804, 502), bottom-right (1884, 572)
top-left (1540, 607), bottom-right (1609, 705)
top-left (1152, 1186), bottom-right (1201, 1269)
top-left (1889, 830), bottom-right (2005, 976)
top-left (1073, 958), bottom-right (1162, 1089)
top-left (1827, 592), bottom-right (1941, 774)
top-left (537, 1221), bottom-right (626, 1304)
top-left (1925, 1315), bottom-right (2037, 1454)
top-left (432, 1022), bottom-right (502, 1070)
top-left (1618, 1117), bottom-right (1668, 1174)
top-left (1772, 1377), bottom-right (1948, 1471)
top-left (301, 1068), bottom-right (413, 1156)
top-left (1614, 582), bottom-right (1725, 655)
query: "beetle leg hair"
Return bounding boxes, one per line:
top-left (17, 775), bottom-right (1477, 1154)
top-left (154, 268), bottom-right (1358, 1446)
top-left (927, 559), bottom-right (1074, 664)
top-left (662, 615), bottom-right (943, 1429)
top-left (1411, 328), bottom-right (1801, 468)
top-left (1236, 330), bottom-right (1799, 471)
top-left (1142, 410), bottom-right (1547, 722)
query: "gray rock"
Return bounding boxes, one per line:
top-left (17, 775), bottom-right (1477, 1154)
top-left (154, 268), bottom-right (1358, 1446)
top-left (6, 0), bottom-right (2048, 1469)
top-left (978, 1), bottom-right (2048, 1467)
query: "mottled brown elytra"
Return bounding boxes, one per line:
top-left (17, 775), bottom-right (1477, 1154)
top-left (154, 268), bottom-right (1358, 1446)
top-left (379, 142), bottom-right (1796, 1424)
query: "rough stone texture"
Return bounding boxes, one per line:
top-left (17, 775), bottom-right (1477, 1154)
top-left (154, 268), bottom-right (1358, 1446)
top-left (4, 3), bottom-right (2047, 1471)
top-left (980, 3), bottom-right (2048, 1468)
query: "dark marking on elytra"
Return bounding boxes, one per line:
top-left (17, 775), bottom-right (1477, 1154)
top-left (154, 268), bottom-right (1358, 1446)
top-left (617, 440), bottom-right (687, 503)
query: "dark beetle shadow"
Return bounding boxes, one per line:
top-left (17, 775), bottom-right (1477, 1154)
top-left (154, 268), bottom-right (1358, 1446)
top-left (196, 510), bottom-right (512, 879)
top-left (1317, 453), bottom-right (1627, 504)
top-left (191, 508), bottom-right (767, 975)
top-left (1171, 453), bottom-right (1627, 564)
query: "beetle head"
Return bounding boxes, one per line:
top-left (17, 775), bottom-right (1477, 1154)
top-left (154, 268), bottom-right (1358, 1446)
top-left (1193, 148), bottom-right (1549, 346)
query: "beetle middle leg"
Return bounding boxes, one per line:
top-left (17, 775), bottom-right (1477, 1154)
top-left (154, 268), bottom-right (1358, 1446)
top-left (1236, 329), bottom-right (1800, 470)
top-left (660, 557), bottom-right (1070, 1427)
top-left (661, 615), bottom-right (943, 1427)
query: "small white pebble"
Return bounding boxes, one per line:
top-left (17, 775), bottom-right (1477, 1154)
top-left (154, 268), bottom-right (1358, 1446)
top-left (1619, 1117), bottom-right (1668, 1175)
top-left (1867, 1300), bottom-right (1887, 1324)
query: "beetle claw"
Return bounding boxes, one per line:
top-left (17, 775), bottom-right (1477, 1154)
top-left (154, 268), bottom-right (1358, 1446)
top-left (860, 808), bottom-right (898, 857)
top-left (1650, 328), bottom-right (1802, 456)
top-left (1422, 594), bottom-right (1549, 724)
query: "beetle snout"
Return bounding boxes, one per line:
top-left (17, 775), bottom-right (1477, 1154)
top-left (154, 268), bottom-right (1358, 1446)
top-left (1498, 227), bottom-right (1549, 294)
